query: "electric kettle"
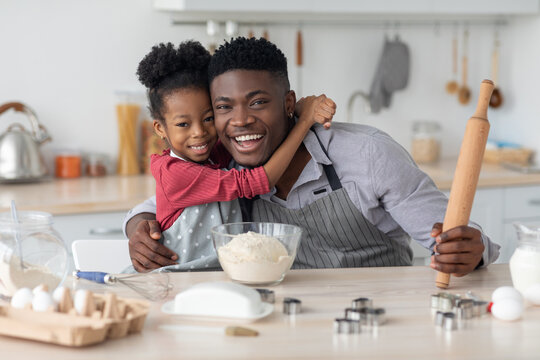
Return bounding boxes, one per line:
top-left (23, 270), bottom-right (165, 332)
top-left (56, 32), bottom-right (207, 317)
top-left (0, 102), bottom-right (51, 183)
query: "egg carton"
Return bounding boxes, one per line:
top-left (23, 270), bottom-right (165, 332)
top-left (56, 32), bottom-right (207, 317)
top-left (0, 290), bottom-right (149, 347)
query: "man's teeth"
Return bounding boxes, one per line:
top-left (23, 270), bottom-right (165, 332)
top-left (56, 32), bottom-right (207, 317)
top-left (235, 134), bottom-right (264, 142)
top-left (191, 144), bottom-right (207, 150)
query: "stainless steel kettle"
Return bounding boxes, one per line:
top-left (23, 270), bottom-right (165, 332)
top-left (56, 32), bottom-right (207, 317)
top-left (0, 102), bottom-right (51, 183)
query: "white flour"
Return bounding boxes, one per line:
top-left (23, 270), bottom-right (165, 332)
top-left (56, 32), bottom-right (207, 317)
top-left (0, 250), bottom-right (61, 296)
top-left (217, 231), bottom-right (292, 284)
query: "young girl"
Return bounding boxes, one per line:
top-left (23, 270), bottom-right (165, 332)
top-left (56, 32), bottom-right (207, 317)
top-left (137, 41), bottom-right (335, 271)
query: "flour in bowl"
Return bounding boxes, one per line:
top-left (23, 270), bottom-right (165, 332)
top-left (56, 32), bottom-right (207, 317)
top-left (217, 231), bottom-right (293, 284)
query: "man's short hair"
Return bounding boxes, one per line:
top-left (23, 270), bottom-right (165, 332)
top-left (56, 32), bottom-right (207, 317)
top-left (208, 37), bottom-right (290, 91)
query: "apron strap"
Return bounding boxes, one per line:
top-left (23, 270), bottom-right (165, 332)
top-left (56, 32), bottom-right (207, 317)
top-left (311, 128), bottom-right (342, 191)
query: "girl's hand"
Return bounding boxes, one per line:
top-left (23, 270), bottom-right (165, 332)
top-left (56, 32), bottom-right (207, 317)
top-left (296, 95), bottom-right (337, 129)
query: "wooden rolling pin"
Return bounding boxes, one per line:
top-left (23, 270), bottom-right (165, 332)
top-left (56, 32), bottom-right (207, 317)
top-left (435, 79), bottom-right (494, 289)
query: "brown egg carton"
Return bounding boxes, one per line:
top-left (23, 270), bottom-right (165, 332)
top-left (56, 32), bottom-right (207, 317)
top-left (0, 289), bottom-right (149, 347)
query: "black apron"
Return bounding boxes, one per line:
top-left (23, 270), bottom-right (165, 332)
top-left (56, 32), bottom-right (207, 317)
top-left (240, 130), bottom-right (413, 269)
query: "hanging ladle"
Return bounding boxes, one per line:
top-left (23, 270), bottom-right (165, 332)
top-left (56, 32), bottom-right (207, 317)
top-left (489, 31), bottom-right (503, 108)
top-left (458, 29), bottom-right (471, 105)
top-left (445, 34), bottom-right (458, 94)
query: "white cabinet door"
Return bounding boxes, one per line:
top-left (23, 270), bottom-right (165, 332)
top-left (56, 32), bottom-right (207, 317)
top-left (500, 184), bottom-right (540, 264)
top-left (53, 212), bottom-right (127, 250)
top-left (469, 188), bottom-right (504, 261)
top-left (504, 185), bottom-right (540, 220)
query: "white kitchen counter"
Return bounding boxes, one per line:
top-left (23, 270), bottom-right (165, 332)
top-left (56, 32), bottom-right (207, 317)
top-left (1, 160), bottom-right (540, 215)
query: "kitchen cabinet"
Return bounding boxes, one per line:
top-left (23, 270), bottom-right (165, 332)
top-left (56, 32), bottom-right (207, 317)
top-left (54, 211), bottom-right (127, 272)
top-left (411, 185), bottom-right (540, 265)
top-left (154, 0), bottom-right (540, 22)
top-left (54, 211), bottom-right (127, 245)
top-left (500, 184), bottom-right (540, 263)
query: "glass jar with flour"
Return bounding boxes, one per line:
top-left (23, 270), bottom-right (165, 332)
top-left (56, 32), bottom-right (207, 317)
top-left (411, 121), bottom-right (441, 164)
top-left (0, 211), bottom-right (68, 297)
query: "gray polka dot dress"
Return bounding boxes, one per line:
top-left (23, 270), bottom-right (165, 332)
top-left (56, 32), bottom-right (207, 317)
top-left (158, 199), bottom-right (242, 272)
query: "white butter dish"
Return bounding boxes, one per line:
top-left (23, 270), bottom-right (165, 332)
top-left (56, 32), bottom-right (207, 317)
top-left (161, 282), bottom-right (273, 321)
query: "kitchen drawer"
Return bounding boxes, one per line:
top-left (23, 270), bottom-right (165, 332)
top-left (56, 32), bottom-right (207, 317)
top-left (503, 185), bottom-right (540, 220)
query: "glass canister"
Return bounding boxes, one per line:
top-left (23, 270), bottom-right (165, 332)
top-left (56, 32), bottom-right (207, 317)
top-left (509, 222), bottom-right (540, 294)
top-left (116, 91), bottom-right (141, 175)
top-left (0, 211), bottom-right (68, 296)
top-left (55, 150), bottom-right (82, 178)
top-left (411, 121), bottom-right (441, 164)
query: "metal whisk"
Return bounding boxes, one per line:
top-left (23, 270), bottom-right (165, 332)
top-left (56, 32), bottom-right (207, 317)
top-left (74, 271), bottom-right (174, 301)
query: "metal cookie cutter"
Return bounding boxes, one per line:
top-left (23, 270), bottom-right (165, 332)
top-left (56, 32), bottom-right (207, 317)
top-left (454, 299), bottom-right (474, 319)
top-left (366, 308), bottom-right (386, 326)
top-left (256, 289), bottom-right (275, 304)
top-left (283, 297), bottom-right (301, 315)
top-left (438, 293), bottom-right (455, 312)
top-left (344, 308), bottom-right (362, 321)
top-left (443, 312), bottom-right (457, 331)
top-left (473, 300), bottom-right (489, 317)
top-left (431, 294), bottom-right (440, 309)
top-left (334, 318), bottom-right (361, 334)
top-left (352, 297), bottom-right (372, 309)
top-left (434, 310), bottom-right (445, 326)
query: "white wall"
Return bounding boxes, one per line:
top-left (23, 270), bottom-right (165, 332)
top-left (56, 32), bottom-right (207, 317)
top-left (1, 0), bottom-right (538, 169)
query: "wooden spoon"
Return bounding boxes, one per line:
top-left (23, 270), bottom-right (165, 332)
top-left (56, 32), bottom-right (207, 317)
top-left (458, 30), bottom-right (471, 105)
top-left (489, 37), bottom-right (503, 108)
top-left (445, 36), bottom-right (458, 94)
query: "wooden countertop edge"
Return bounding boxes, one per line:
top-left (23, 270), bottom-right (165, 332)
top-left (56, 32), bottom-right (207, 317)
top-left (0, 200), bottom-right (149, 216)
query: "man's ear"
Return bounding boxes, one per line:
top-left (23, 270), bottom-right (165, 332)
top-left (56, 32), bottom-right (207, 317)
top-left (285, 90), bottom-right (296, 118)
top-left (153, 120), bottom-right (166, 140)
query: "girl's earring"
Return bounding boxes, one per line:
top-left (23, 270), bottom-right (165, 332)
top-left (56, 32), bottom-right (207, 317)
top-left (288, 112), bottom-right (294, 119)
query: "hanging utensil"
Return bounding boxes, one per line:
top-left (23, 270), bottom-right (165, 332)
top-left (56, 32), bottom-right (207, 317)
top-left (296, 27), bottom-right (303, 97)
top-left (445, 33), bottom-right (459, 94)
top-left (489, 30), bottom-right (503, 108)
top-left (458, 29), bottom-right (471, 105)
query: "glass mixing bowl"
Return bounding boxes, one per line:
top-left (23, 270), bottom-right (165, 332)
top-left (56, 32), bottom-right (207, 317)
top-left (0, 211), bottom-right (68, 296)
top-left (212, 222), bottom-right (302, 286)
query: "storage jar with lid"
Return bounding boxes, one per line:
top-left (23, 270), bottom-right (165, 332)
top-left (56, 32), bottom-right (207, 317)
top-left (411, 121), bottom-right (441, 164)
top-left (0, 211), bottom-right (68, 296)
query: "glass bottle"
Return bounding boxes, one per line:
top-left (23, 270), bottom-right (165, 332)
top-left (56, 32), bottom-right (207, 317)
top-left (509, 222), bottom-right (540, 294)
top-left (411, 121), bottom-right (441, 164)
top-left (0, 211), bottom-right (68, 296)
top-left (116, 91), bottom-right (141, 175)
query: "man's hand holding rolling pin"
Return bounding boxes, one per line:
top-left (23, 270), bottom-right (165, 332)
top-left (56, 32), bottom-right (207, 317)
top-left (429, 223), bottom-right (485, 276)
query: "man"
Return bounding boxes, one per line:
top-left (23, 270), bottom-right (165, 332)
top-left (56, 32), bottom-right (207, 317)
top-left (125, 37), bottom-right (499, 274)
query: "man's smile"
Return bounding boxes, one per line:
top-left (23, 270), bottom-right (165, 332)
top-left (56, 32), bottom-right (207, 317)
top-left (234, 133), bottom-right (264, 147)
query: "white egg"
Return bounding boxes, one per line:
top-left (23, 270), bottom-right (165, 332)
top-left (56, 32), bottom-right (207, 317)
top-left (74, 289), bottom-right (89, 315)
top-left (10, 288), bottom-right (33, 309)
top-left (491, 298), bottom-right (524, 321)
top-left (32, 291), bottom-right (54, 312)
top-left (32, 284), bottom-right (49, 294)
top-left (491, 286), bottom-right (523, 303)
top-left (52, 286), bottom-right (67, 304)
top-left (524, 283), bottom-right (540, 306)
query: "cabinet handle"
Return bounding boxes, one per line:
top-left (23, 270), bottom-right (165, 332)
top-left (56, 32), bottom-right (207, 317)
top-left (529, 199), bottom-right (540, 206)
top-left (89, 228), bottom-right (124, 236)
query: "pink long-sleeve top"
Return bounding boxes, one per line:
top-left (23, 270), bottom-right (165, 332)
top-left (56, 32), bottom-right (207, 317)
top-left (151, 144), bottom-right (270, 231)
